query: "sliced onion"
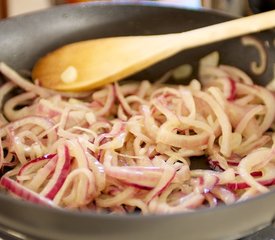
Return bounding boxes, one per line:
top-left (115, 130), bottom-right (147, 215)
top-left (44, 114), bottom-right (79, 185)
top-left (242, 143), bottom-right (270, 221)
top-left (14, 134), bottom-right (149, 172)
top-left (0, 61), bottom-right (274, 213)
top-left (156, 120), bottom-right (210, 149)
top-left (137, 80), bottom-right (151, 98)
top-left (41, 145), bottom-right (71, 199)
top-left (114, 82), bottom-right (133, 116)
top-left (211, 186), bottom-right (235, 205)
top-left (53, 168), bottom-right (96, 207)
top-left (192, 168), bottom-right (235, 186)
top-left (229, 163), bottom-right (275, 191)
top-left (199, 51), bottom-right (220, 84)
top-left (235, 105), bottom-right (264, 136)
top-left (0, 82), bottom-right (15, 105)
top-left (220, 65), bottom-right (253, 85)
top-left (0, 176), bottom-right (54, 206)
top-left (172, 64), bottom-right (193, 81)
top-left (96, 187), bottom-right (136, 208)
top-left (236, 83), bottom-right (275, 135)
top-left (94, 85), bottom-right (115, 116)
top-left (195, 91), bottom-right (232, 157)
top-left (227, 78), bottom-right (236, 101)
top-left (0, 116), bottom-right (57, 144)
top-left (179, 88), bottom-right (196, 119)
top-left (145, 166), bottom-right (176, 203)
top-left (35, 98), bottom-right (61, 118)
top-left (0, 62), bottom-right (91, 98)
top-left (106, 166), bottom-right (163, 188)
top-left (241, 36), bottom-right (267, 75)
top-left (204, 193), bottom-right (218, 208)
top-left (18, 153), bottom-right (56, 179)
top-left (3, 92), bottom-right (37, 121)
top-left (149, 192), bottom-right (204, 213)
top-left (266, 64), bottom-right (275, 91)
top-left (234, 135), bottom-right (271, 156)
top-left (141, 105), bottom-right (159, 141)
top-left (26, 155), bottom-right (58, 191)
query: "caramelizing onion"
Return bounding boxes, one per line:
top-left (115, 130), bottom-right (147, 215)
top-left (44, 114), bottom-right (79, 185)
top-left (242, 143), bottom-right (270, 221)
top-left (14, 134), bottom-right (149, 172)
top-left (0, 58), bottom-right (275, 214)
top-left (241, 36), bottom-right (267, 75)
top-left (266, 64), bottom-right (275, 91)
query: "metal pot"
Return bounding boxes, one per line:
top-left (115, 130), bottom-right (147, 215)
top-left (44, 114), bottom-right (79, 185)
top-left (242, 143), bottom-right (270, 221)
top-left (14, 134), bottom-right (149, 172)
top-left (0, 2), bottom-right (274, 240)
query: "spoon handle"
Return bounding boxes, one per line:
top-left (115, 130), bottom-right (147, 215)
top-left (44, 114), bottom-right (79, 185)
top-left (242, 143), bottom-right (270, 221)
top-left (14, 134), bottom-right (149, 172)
top-left (168, 10), bottom-right (275, 53)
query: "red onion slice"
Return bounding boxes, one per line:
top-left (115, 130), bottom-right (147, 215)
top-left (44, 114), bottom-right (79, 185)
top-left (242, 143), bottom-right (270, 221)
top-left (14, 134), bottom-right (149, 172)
top-left (227, 78), bottom-right (237, 101)
top-left (228, 163), bottom-right (275, 191)
top-left (0, 61), bottom-right (275, 213)
top-left (211, 186), bottom-right (236, 205)
top-left (0, 176), bottom-right (54, 206)
top-left (0, 116), bottom-right (57, 145)
top-left (146, 166), bottom-right (176, 202)
top-left (41, 145), bottom-right (71, 200)
top-left (156, 120), bottom-right (210, 149)
top-left (94, 85), bottom-right (115, 116)
top-left (114, 82), bottom-right (133, 116)
top-left (106, 166), bottom-right (163, 188)
top-left (18, 154), bottom-right (56, 179)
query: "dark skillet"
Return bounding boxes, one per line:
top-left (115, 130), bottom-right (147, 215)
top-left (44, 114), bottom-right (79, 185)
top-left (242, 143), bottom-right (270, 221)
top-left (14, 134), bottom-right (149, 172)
top-left (0, 2), bottom-right (275, 240)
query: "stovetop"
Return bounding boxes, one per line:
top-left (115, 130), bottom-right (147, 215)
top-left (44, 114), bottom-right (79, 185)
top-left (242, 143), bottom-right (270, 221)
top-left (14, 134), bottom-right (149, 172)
top-left (0, 224), bottom-right (274, 240)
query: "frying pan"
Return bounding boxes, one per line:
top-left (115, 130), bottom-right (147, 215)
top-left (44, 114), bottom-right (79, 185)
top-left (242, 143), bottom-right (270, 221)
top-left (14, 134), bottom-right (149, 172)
top-left (0, 2), bottom-right (275, 240)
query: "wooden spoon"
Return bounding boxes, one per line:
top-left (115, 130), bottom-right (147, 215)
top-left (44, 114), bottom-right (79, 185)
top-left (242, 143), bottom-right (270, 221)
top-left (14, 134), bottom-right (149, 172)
top-left (32, 10), bottom-right (275, 92)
